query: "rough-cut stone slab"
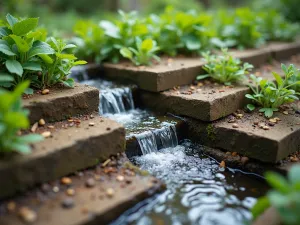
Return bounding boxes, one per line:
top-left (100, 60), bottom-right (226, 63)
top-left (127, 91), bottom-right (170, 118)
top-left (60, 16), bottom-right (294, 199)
top-left (0, 155), bottom-right (164, 225)
top-left (103, 57), bottom-right (205, 92)
top-left (23, 83), bottom-right (99, 124)
top-left (139, 84), bottom-right (250, 121)
top-left (269, 40), bottom-right (300, 61)
top-left (186, 109), bottom-right (300, 163)
top-left (0, 116), bottom-right (125, 199)
top-left (230, 48), bottom-right (272, 67)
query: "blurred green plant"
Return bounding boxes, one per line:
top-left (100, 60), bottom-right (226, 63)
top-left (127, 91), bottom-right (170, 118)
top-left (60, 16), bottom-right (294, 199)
top-left (252, 165), bottom-right (300, 225)
top-left (246, 64), bottom-right (300, 118)
top-left (120, 37), bottom-right (160, 66)
top-left (0, 80), bottom-right (43, 154)
top-left (197, 49), bottom-right (253, 85)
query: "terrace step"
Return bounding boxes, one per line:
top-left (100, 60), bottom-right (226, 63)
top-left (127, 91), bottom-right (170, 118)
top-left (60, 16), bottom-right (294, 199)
top-left (186, 107), bottom-right (300, 163)
top-left (0, 155), bottom-right (164, 225)
top-left (101, 41), bottom-right (300, 92)
top-left (23, 83), bottom-right (99, 124)
top-left (0, 116), bottom-right (125, 199)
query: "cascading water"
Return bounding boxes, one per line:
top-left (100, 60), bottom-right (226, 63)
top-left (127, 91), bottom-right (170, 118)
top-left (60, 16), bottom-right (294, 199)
top-left (135, 124), bottom-right (178, 155)
top-left (99, 87), bottom-right (135, 115)
top-left (70, 65), bottom-right (89, 81)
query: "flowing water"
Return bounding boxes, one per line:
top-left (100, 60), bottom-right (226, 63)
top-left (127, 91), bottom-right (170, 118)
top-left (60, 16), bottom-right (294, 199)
top-left (71, 68), bottom-right (268, 225)
top-left (111, 140), bottom-right (268, 225)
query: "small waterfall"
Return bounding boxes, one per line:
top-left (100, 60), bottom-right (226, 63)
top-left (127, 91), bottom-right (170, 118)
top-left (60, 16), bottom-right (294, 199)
top-left (135, 124), bottom-right (178, 155)
top-left (99, 87), bottom-right (135, 115)
top-left (70, 66), bottom-right (89, 82)
top-left (136, 131), bottom-right (158, 155)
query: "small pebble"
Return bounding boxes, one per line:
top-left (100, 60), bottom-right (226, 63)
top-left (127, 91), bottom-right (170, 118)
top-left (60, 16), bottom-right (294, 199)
top-left (7, 201), bottom-right (16, 212)
top-left (268, 122), bottom-right (275, 127)
top-left (263, 126), bottom-right (270, 130)
top-left (41, 89), bottom-right (50, 95)
top-left (85, 178), bottom-right (96, 188)
top-left (283, 111), bottom-right (289, 115)
top-left (232, 123), bottom-right (239, 128)
top-left (89, 122), bottom-right (95, 126)
top-left (61, 198), bottom-right (75, 209)
top-left (42, 131), bottom-right (52, 138)
top-left (106, 127), bottom-right (111, 131)
top-left (232, 152), bottom-right (238, 156)
top-left (19, 207), bottom-right (37, 223)
top-left (269, 118), bottom-right (277, 123)
top-left (241, 157), bottom-right (249, 164)
top-left (237, 114), bottom-right (243, 118)
top-left (52, 186), bottom-right (59, 193)
top-left (31, 122), bottom-right (38, 133)
top-left (219, 161), bottom-right (226, 168)
top-left (61, 177), bottom-right (72, 185)
top-left (48, 125), bottom-right (55, 129)
top-left (225, 152), bottom-right (231, 155)
top-left (66, 188), bottom-right (75, 196)
top-left (258, 123), bottom-right (265, 128)
top-left (116, 175), bottom-right (124, 182)
top-left (106, 188), bottom-right (115, 197)
top-left (39, 119), bottom-right (46, 126)
top-left (253, 121), bottom-right (259, 125)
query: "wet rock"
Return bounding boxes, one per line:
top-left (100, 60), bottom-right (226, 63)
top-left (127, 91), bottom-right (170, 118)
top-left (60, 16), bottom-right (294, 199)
top-left (219, 161), bottom-right (226, 168)
top-left (39, 119), bottom-right (46, 126)
top-left (241, 157), bottom-right (249, 164)
top-left (41, 89), bottom-right (50, 95)
top-left (61, 198), bottom-right (75, 209)
top-left (85, 178), bottom-right (96, 188)
top-left (19, 207), bottom-right (37, 223)
top-left (61, 177), bottom-right (72, 185)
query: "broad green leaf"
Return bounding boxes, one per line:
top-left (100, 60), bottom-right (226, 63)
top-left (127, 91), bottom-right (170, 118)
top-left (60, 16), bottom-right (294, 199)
top-left (264, 108), bottom-right (274, 118)
top-left (245, 94), bottom-right (256, 100)
top-left (0, 27), bottom-right (12, 38)
top-left (120, 48), bottom-right (133, 59)
top-left (16, 134), bottom-right (44, 144)
top-left (61, 78), bottom-right (75, 88)
top-left (272, 72), bottom-right (283, 87)
top-left (247, 104), bottom-right (255, 111)
top-left (74, 60), bottom-right (87, 65)
top-left (0, 44), bottom-right (16, 56)
top-left (22, 62), bottom-right (42, 71)
top-left (265, 172), bottom-right (290, 193)
top-left (56, 53), bottom-right (77, 60)
top-left (63, 44), bottom-right (77, 50)
top-left (12, 18), bottom-right (39, 36)
top-left (13, 80), bottom-right (30, 98)
top-left (10, 34), bottom-right (30, 53)
top-left (5, 60), bottom-right (23, 76)
top-left (196, 74), bottom-right (210, 80)
top-left (6, 14), bottom-right (18, 27)
top-left (10, 142), bottom-right (31, 154)
top-left (39, 54), bottom-right (53, 64)
top-left (251, 196), bottom-right (270, 219)
top-left (3, 112), bottom-right (29, 129)
top-left (141, 39), bottom-right (154, 52)
top-left (99, 20), bottom-right (120, 38)
top-left (288, 165), bottom-right (300, 186)
top-left (0, 74), bottom-right (14, 82)
top-left (28, 40), bottom-right (55, 58)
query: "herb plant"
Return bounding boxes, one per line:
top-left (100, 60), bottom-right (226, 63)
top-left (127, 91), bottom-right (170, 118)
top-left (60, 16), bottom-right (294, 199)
top-left (252, 165), bottom-right (300, 225)
top-left (120, 38), bottom-right (160, 66)
top-left (286, 64), bottom-right (300, 92)
top-left (197, 49), bottom-right (253, 85)
top-left (246, 64), bottom-right (300, 118)
top-left (0, 14), bottom-right (86, 92)
top-left (0, 80), bottom-right (43, 154)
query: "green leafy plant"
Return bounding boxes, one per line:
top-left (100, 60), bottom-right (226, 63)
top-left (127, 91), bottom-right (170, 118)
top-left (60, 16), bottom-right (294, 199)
top-left (0, 80), bottom-right (43, 154)
top-left (120, 37), bottom-right (160, 66)
top-left (0, 13), bottom-right (86, 92)
top-left (197, 49), bottom-right (253, 85)
top-left (286, 64), bottom-right (300, 92)
top-left (246, 64), bottom-right (300, 118)
top-left (252, 165), bottom-right (300, 225)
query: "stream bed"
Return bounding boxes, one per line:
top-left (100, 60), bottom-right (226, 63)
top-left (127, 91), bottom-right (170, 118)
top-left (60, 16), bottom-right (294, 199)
top-left (111, 141), bottom-right (268, 225)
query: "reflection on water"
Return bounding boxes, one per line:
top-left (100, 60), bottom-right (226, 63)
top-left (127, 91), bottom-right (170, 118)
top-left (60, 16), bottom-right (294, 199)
top-left (111, 141), bottom-right (268, 225)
